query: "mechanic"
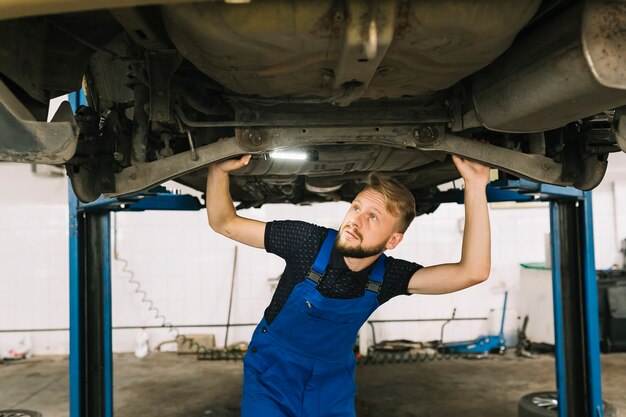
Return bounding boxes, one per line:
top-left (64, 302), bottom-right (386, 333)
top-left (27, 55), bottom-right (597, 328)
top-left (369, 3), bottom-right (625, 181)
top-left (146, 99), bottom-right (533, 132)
top-left (206, 154), bottom-right (491, 417)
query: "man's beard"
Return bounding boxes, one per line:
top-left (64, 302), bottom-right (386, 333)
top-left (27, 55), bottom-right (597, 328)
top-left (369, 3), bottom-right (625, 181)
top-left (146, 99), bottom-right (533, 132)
top-left (334, 227), bottom-right (387, 259)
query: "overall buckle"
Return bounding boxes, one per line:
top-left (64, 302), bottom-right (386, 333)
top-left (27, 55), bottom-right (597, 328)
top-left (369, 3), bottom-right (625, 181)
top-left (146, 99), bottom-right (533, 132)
top-left (366, 280), bottom-right (381, 294)
top-left (306, 269), bottom-right (323, 284)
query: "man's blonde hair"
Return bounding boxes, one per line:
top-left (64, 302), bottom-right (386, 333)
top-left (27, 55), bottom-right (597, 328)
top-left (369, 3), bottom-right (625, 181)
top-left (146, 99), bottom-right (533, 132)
top-left (365, 173), bottom-right (416, 233)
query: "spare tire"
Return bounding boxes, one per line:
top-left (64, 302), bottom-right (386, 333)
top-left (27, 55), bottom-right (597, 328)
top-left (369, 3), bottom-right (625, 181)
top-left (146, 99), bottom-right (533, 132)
top-left (518, 392), bottom-right (617, 417)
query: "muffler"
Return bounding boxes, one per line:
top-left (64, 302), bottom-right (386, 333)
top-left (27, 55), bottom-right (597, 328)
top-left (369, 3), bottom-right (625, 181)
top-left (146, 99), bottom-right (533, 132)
top-left (466, 1), bottom-right (626, 133)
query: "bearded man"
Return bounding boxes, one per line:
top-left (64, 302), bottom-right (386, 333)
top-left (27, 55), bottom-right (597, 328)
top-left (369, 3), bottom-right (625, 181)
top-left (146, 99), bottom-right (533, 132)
top-left (206, 154), bottom-right (491, 417)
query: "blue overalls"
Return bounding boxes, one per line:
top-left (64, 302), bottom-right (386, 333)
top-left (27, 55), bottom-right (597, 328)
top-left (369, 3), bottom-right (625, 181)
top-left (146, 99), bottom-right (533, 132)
top-left (241, 229), bottom-right (386, 417)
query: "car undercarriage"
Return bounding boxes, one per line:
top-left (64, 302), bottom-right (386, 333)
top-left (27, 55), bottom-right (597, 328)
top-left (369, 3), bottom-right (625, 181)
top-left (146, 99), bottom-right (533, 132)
top-left (1, 0), bottom-right (625, 210)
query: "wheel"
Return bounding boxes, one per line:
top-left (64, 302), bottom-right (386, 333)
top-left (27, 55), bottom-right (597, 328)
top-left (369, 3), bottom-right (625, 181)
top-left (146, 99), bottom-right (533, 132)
top-left (518, 392), bottom-right (617, 417)
top-left (519, 392), bottom-right (557, 417)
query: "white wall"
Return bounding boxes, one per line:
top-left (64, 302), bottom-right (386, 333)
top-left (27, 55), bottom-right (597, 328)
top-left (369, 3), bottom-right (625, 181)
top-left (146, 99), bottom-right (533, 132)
top-left (1, 152), bottom-right (625, 355)
top-left (591, 152), bottom-right (626, 269)
top-left (0, 163), bottom-right (69, 355)
top-left (110, 200), bottom-right (345, 352)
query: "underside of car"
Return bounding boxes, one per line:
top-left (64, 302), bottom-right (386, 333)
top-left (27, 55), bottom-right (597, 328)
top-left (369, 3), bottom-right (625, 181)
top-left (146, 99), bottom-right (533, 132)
top-left (1, 0), bottom-right (626, 213)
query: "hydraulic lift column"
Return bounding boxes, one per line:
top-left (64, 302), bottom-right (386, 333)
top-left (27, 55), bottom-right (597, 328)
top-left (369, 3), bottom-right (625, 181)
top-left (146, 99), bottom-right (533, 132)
top-left (550, 193), bottom-right (603, 417)
top-left (69, 190), bottom-right (113, 417)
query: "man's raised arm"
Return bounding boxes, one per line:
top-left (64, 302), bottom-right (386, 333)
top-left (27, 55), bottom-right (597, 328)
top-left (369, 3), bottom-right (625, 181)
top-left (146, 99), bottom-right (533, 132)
top-left (206, 155), bottom-right (266, 248)
top-left (407, 155), bottom-right (491, 295)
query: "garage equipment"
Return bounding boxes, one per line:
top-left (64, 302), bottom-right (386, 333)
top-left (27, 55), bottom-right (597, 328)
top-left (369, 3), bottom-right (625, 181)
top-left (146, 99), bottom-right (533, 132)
top-left (438, 291), bottom-right (508, 355)
top-left (597, 269), bottom-right (626, 352)
top-left (518, 392), bottom-right (617, 417)
top-left (366, 314), bottom-right (488, 347)
top-left (67, 88), bottom-right (607, 417)
top-left (605, 286), bottom-right (626, 352)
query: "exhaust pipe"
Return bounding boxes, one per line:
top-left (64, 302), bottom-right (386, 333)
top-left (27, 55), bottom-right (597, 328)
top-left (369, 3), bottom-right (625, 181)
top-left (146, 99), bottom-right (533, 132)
top-left (466, 1), bottom-right (626, 133)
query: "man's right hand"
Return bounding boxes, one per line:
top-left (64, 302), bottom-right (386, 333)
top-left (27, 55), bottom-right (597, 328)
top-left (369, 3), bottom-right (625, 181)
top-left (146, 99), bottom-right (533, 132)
top-left (212, 155), bottom-right (252, 174)
top-left (206, 154), bottom-right (266, 249)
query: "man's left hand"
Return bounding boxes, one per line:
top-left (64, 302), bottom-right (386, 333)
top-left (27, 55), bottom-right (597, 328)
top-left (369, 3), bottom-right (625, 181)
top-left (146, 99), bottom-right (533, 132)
top-left (452, 155), bottom-right (490, 187)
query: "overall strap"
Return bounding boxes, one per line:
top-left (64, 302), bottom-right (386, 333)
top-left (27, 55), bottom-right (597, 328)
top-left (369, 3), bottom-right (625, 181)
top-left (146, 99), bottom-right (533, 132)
top-left (365, 254), bottom-right (387, 294)
top-left (306, 229), bottom-right (338, 284)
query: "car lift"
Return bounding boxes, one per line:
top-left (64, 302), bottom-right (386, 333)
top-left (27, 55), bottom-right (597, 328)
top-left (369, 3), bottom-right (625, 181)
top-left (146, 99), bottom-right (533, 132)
top-left (66, 93), bottom-right (605, 417)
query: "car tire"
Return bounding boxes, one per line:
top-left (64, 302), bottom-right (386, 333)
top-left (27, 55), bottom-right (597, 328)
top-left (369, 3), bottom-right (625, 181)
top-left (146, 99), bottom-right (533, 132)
top-left (519, 392), bottom-right (557, 417)
top-left (518, 392), bottom-right (617, 417)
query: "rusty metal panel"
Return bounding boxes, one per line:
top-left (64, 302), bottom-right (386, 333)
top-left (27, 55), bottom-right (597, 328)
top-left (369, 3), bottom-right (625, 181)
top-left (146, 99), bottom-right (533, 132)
top-left (0, 99), bottom-right (78, 164)
top-left (161, 0), bottom-right (540, 100)
top-left (582, 0), bottom-right (626, 90)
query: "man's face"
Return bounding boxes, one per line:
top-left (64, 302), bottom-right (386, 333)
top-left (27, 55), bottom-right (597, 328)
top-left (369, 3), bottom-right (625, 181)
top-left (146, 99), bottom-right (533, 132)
top-left (335, 188), bottom-right (403, 258)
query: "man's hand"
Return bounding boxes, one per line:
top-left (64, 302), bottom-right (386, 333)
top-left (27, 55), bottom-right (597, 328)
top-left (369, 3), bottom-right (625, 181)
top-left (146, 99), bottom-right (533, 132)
top-left (452, 155), bottom-right (490, 188)
top-left (206, 154), bottom-right (265, 249)
top-left (213, 155), bottom-right (252, 175)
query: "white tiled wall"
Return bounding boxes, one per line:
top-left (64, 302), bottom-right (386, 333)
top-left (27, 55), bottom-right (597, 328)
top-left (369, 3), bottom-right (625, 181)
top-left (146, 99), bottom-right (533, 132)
top-left (1, 152), bottom-right (625, 355)
top-left (0, 163), bottom-right (70, 355)
top-left (369, 202), bottom-right (550, 347)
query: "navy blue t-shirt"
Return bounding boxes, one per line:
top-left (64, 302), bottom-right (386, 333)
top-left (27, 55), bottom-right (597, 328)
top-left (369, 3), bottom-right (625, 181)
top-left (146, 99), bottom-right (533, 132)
top-left (263, 220), bottom-right (422, 325)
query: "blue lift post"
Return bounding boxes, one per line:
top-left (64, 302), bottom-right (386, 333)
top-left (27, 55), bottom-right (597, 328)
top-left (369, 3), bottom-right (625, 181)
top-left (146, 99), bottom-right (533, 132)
top-left (68, 91), bottom-right (114, 417)
top-left (484, 180), bottom-right (603, 417)
top-left (66, 90), bottom-right (604, 417)
top-left (408, 179), bottom-right (604, 417)
top-left (549, 192), bottom-right (603, 417)
top-left (67, 91), bottom-right (204, 417)
top-left (68, 190), bottom-right (113, 417)
top-left (68, 185), bottom-right (203, 417)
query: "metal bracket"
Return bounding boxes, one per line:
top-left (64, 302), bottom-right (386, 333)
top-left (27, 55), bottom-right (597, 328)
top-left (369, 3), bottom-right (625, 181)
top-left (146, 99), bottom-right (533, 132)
top-left (415, 128), bottom-right (607, 190)
top-left (614, 108), bottom-right (626, 153)
top-left (562, 127), bottom-right (583, 183)
top-left (0, 99), bottom-right (78, 164)
top-left (147, 50), bottom-right (181, 122)
top-left (332, 0), bottom-right (397, 106)
top-left (109, 7), bottom-right (171, 51)
top-left (229, 98), bottom-right (449, 128)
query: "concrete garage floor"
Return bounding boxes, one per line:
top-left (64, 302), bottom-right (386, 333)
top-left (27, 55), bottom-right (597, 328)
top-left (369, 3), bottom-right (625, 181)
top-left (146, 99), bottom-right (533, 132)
top-left (0, 353), bottom-right (624, 417)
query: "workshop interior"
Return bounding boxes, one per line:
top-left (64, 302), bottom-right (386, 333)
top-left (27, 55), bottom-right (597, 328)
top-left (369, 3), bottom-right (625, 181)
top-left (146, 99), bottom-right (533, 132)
top-left (1, 1), bottom-right (626, 416)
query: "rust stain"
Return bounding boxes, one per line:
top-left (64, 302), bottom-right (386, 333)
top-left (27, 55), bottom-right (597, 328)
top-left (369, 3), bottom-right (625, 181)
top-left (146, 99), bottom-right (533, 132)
top-left (311, 0), bottom-right (344, 39)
